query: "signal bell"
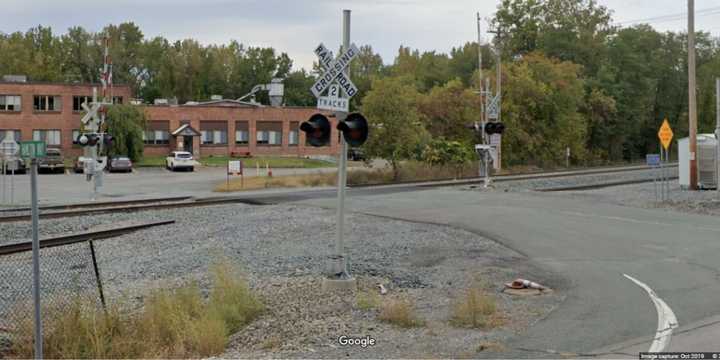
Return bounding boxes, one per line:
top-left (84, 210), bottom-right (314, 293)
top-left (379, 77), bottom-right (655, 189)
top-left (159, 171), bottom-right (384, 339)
top-left (300, 114), bottom-right (331, 147)
top-left (337, 113), bottom-right (368, 147)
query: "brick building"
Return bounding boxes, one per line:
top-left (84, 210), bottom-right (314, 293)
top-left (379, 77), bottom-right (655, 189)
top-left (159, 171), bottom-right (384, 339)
top-left (0, 78), bottom-right (339, 159)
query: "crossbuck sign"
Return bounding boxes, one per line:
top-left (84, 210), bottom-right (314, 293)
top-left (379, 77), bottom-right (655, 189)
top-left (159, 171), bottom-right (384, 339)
top-left (311, 43), bottom-right (360, 112)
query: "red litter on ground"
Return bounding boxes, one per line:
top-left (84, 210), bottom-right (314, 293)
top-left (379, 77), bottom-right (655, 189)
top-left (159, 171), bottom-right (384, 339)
top-left (505, 278), bottom-right (547, 291)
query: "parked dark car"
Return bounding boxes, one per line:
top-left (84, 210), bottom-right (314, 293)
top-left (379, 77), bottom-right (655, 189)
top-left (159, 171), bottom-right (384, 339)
top-left (348, 147), bottom-right (365, 161)
top-left (38, 148), bottom-right (65, 174)
top-left (107, 156), bottom-right (133, 173)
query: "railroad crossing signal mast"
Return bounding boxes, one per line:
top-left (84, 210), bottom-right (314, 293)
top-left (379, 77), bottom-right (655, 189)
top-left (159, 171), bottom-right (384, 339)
top-left (78, 34), bottom-right (114, 200)
top-left (303, 10), bottom-right (369, 290)
top-left (474, 14), bottom-right (505, 187)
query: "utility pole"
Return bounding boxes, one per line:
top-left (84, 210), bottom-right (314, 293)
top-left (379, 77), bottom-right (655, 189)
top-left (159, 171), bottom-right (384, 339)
top-left (477, 13), bottom-right (484, 144)
top-left (495, 34), bottom-right (502, 170)
top-left (716, 78), bottom-right (720, 195)
top-left (689, 0), bottom-right (698, 190)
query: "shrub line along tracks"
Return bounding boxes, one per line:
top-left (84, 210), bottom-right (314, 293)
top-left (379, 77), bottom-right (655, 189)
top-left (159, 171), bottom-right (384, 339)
top-left (0, 163), bottom-right (675, 223)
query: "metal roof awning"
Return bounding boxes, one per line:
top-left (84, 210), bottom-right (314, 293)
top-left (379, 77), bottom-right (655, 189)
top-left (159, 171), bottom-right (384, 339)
top-left (171, 124), bottom-right (201, 137)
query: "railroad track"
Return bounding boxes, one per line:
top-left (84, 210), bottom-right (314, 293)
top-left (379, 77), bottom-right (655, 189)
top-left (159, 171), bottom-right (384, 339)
top-left (0, 196), bottom-right (192, 213)
top-left (0, 220), bottom-right (175, 256)
top-left (0, 163), bottom-right (676, 222)
top-left (535, 176), bottom-right (680, 192)
top-left (0, 197), bottom-right (263, 223)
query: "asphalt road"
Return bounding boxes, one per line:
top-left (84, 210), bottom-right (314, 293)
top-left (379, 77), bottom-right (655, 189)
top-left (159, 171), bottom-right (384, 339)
top-left (291, 187), bottom-right (720, 355)
top-left (0, 166), bottom-right (338, 206)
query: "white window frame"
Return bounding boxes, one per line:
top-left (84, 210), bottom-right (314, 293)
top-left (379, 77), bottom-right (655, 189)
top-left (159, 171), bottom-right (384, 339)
top-left (34, 95), bottom-right (62, 112)
top-left (235, 130), bottom-right (249, 144)
top-left (0, 129), bottom-right (21, 142)
top-left (33, 129), bottom-right (61, 146)
top-left (0, 95), bottom-right (21, 112)
top-left (289, 130), bottom-right (298, 145)
top-left (73, 96), bottom-right (92, 112)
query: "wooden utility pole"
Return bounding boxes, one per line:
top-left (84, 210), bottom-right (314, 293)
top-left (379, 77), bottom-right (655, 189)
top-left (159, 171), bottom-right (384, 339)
top-left (689, 0), bottom-right (698, 190)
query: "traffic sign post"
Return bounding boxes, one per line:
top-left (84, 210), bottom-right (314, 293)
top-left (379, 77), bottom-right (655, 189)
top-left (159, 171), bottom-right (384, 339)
top-left (1, 136), bottom-right (20, 205)
top-left (309, 9), bottom-right (361, 290)
top-left (647, 154), bottom-right (661, 202)
top-left (19, 140), bottom-right (45, 359)
top-left (657, 119), bottom-right (674, 202)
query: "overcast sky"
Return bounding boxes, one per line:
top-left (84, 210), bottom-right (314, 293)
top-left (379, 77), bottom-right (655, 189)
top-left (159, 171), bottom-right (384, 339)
top-left (3, 0), bottom-right (720, 70)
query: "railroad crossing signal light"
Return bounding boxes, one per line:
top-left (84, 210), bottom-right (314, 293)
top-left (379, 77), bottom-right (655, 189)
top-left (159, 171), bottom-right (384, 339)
top-left (484, 122), bottom-right (505, 135)
top-left (300, 114), bottom-right (331, 147)
top-left (77, 133), bottom-right (100, 146)
top-left (337, 113), bottom-right (368, 147)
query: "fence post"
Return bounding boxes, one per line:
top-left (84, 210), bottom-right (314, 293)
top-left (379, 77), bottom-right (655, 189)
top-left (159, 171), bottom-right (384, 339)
top-left (88, 240), bottom-right (106, 309)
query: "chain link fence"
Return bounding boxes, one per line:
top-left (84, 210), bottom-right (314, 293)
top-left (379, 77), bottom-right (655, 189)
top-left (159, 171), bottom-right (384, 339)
top-left (0, 240), bottom-right (104, 355)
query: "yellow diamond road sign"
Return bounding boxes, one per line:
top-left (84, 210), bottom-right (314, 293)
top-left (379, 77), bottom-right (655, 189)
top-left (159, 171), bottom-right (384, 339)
top-left (658, 119), bottom-right (673, 150)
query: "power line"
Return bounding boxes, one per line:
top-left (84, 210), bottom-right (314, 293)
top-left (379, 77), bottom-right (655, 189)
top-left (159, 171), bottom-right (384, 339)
top-left (615, 6), bottom-right (720, 26)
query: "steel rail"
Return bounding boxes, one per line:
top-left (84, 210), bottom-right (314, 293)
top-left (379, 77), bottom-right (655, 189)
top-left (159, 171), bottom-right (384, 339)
top-left (0, 196), bottom-right (192, 213)
top-left (535, 176), bottom-right (680, 192)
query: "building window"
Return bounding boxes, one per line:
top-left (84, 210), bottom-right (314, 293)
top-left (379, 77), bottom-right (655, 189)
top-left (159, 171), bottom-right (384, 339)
top-left (112, 96), bottom-right (123, 104)
top-left (143, 130), bottom-right (170, 145)
top-left (289, 122), bottom-right (299, 146)
top-left (33, 130), bottom-right (61, 146)
top-left (235, 121), bottom-right (249, 145)
top-left (256, 121), bottom-right (282, 146)
top-left (73, 96), bottom-right (92, 112)
top-left (200, 121), bottom-right (228, 145)
top-left (201, 130), bottom-right (228, 145)
top-left (72, 129), bottom-right (80, 144)
top-left (0, 130), bottom-right (21, 142)
top-left (236, 130), bottom-right (249, 144)
top-left (33, 95), bottom-right (62, 112)
top-left (0, 95), bottom-right (21, 112)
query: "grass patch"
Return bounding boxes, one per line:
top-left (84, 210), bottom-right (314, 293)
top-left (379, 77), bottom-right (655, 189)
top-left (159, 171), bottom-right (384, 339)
top-left (477, 341), bottom-right (507, 353)
top-left (202, 155), bottom-right (332, 169)
top-left (347, 161), bottom-right (481, 186)
top-left (136, 155), bottom-right (333, 169)
top-left (378, 298), bottom-right (424, 328)
top-left (136, 155), bottom-right (167, 167)
top-left (9, 262), bottom-right (262, 359)
top-left (214, 172), bottom-right (336, 192)
top-left (450, 285), bottom-right (503, 329)
top-left (356, 290), bottom-right (381, 311)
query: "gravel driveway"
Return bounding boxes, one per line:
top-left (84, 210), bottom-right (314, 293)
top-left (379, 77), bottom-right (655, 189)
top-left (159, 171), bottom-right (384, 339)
top-left (1, 203), bottom-right (562, 358)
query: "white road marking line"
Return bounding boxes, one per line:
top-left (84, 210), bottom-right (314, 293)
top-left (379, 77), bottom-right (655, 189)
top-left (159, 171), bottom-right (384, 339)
top-left (623, 274), bottom-right (679, 352)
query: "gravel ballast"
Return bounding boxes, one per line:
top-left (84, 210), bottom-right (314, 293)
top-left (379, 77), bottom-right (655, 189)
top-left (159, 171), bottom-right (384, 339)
top-left (0, 203), bottom-right (562, 358)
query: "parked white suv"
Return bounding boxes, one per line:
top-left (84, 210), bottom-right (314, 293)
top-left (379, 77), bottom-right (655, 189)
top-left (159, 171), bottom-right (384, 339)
top-left (166, 151), bottom-right (195, 171)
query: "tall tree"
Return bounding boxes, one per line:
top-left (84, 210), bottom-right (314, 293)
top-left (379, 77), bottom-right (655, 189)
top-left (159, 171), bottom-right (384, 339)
top-left (362, 76), bottom-right (430, 178)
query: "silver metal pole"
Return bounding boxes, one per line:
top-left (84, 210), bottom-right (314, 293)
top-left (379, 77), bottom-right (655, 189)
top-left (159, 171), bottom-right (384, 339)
top-left (496, 37), bottom-right (502, 171)
top-left (334, 9), bottom-right (351, 277)
top-left (10, 165), bottom-right (14, 204)
top-left (2, 158), bottom-right (6, 204)
top-left (30, 158), bottom-right (43, 359)
top-left (716, 78), bottom-right (720, 194)
top-left (2, 157), bottom-right (7, 204)
top-left (477, 13), bottom-right (485, 145)
top-left (689, 0), bottom-right (698, 190)
top-left (659, 145), bottom-right (664, 201)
